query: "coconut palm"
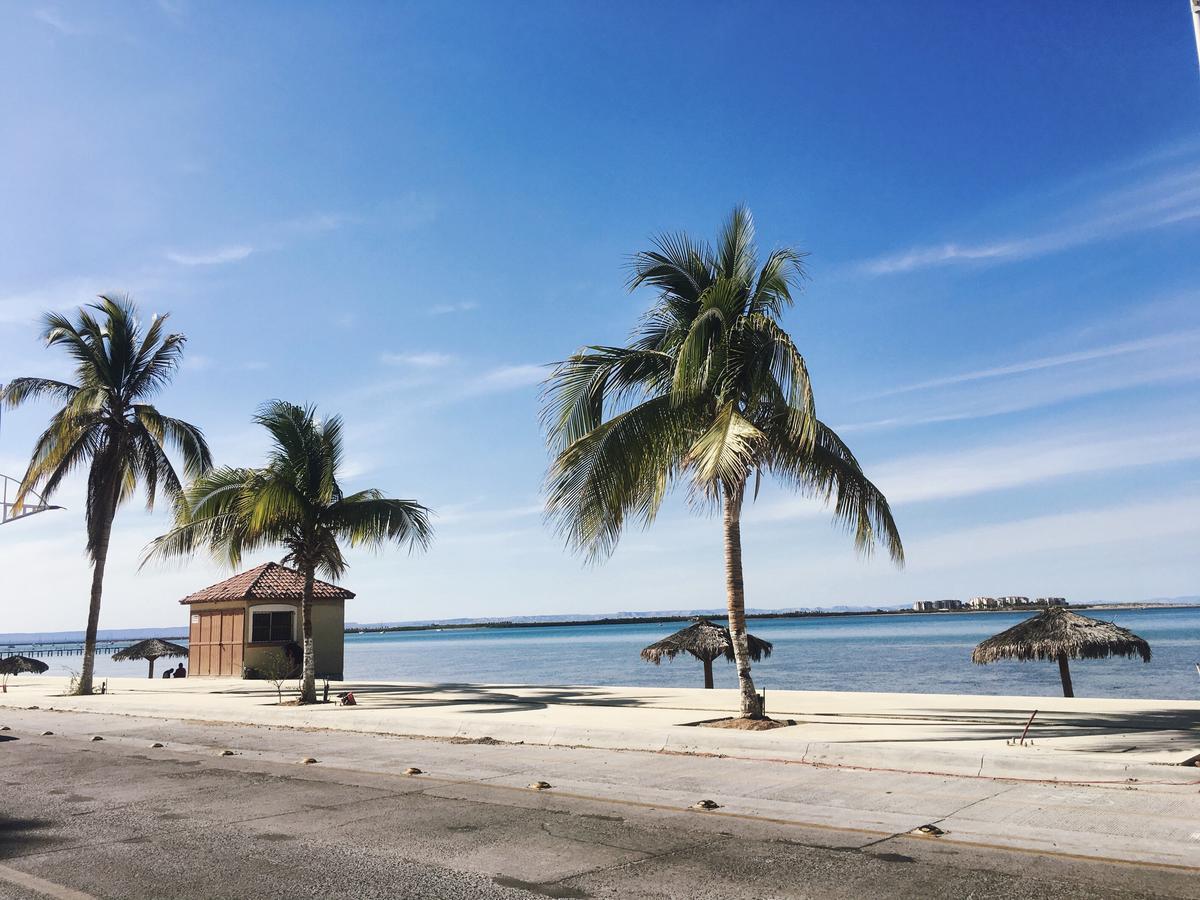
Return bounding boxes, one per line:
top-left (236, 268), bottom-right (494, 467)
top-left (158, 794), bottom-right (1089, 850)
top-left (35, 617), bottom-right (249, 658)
top-left (145, 400), bottom-right (432, 703)
top-left (543, 207), bottom-right (903, 718)
top-left (2, 296), bottom-right (212, 695)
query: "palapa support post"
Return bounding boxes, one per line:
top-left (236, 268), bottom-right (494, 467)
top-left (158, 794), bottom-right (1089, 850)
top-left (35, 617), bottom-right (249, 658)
top-left (639, 619), bottom-right (773, 693)
top-left (1057, 652), bottom-right (1074, 698)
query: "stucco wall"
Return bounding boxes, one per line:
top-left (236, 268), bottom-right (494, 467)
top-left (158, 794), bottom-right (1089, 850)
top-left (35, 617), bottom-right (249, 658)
top-left (185, 598), bottom-right (345, 680)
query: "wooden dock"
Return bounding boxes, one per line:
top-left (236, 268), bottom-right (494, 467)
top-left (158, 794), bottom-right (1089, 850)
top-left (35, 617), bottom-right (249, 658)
top-left (0, 639), bottom-right (187, 658)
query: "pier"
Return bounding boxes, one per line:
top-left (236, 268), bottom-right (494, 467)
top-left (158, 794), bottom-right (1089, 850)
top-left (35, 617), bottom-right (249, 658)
top-left (0, 638), bottom-right (187, 659)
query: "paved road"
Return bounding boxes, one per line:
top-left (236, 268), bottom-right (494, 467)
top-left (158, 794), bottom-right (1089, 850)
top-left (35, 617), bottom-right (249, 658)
top-left (0, 710), bottom-right (1194, 899)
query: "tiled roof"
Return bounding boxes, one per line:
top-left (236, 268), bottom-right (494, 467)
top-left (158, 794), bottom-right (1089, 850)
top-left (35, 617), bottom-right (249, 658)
top-left (180, 562), bottom-right (355, 604)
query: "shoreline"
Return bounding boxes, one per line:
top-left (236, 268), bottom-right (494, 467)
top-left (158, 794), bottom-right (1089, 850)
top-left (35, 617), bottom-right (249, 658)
top-left (5, 602), bottom-right (1198, 647)
top-left (346, 602), bottom-right (1200, 636)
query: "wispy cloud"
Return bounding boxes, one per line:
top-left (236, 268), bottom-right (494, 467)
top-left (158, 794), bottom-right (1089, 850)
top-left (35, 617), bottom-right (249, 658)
top-left (908, 494), bottom-right (1200, 569)
top-left (436, 500), bottom-right (543, 526)
top-left (380, 351), bottom-right (454, 368)
top-left (840, 316), bottom-right (1200, 433)
top-left (0, 276), bottom-right (161, 327)
top-left (33, 8), bottom-right (82, 35)
top-left (155, 0), bottom-right (188, 20)
top-left (459, 363), bottom-right (545, 396)
top-left (163, 211), bottom-right (352, 268)
top-left (279, 211), bottom-right (357, 236)
top-left (429, 301), bottom-right (479, 316)
top-left (870, 330), bottom-right (1200, 399)
top-left (839, 353), bottom-right (1200, 432)
top-left (758, 422), bottom-right (1200, 519)
top-left (872, 425), bottom-right (1200, 505)
top-left (860, 158), bottom-right (1200, 275)
top-left (165, 245), bottom-right (255, 266)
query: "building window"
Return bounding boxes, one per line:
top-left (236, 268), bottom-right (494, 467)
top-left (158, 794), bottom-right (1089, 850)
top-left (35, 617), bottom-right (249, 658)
top-left (251, 610), bottom-right (294, 643)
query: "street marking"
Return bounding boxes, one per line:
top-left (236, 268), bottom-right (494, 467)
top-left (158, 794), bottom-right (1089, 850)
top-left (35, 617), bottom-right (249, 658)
top-left (0, 863), bottom-right (96, 900)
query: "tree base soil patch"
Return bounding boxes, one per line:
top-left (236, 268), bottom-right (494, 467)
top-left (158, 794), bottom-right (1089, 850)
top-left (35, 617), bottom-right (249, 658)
top-left (685, 717), bottom-right (797, 731)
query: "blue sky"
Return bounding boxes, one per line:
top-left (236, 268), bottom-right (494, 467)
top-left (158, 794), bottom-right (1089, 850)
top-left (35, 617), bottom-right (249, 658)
top-left (1, 2), bottom-right (1198, 631)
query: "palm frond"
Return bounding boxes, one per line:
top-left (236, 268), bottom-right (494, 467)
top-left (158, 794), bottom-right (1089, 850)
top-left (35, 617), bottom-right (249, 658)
top-left (715, 204), bottom-right (756, 284)
top-left (747, 247), bottom-right (807, 317)
top-left (2, 377), bottom-right (79, 408)
top-left (327, 494), bottom-right (434, 553)
top-left (545, 396), bottom-right (699, 561)
top-left (541, 347), bottom-right (673, 452)
top-left (627, 231), bottom-right (713, 303)
top-left (685, 402), bottom-right (765, 495)
top-left (765, 419), bottom-right (904, 564)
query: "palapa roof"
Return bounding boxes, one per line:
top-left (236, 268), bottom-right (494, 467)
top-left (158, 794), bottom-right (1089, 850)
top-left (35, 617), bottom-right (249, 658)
top-left (112, 638), bottom-right (189, 662)
top-left (0, 654), bottom-right (49, 675)
top-left (641, 619), bottom-right (773, 665)
top-left (179, 562), bottom-right (355, 605)
top-left (972, 606), bottom-right (1151, 665)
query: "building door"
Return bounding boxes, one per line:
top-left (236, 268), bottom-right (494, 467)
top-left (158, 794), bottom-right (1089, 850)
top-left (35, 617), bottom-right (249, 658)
top-left (188, 609), bottom-right (245, 677)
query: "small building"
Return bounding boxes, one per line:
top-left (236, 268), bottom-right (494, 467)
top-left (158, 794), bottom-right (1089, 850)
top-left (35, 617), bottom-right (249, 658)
top-left (180, 562), bottom-right (353, 679)
top-left (1037, 597), bottom-right (1068, 607)
top-left (969, 596), bottom-right (997, 609)
top-left (912, 601), bottom-right (935, 612)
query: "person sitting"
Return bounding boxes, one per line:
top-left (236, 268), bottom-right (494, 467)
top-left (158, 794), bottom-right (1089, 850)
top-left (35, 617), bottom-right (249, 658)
top-left (172, 663), bottom-right (187, 678)
top-left (161, 669), bottom-right (172, 679)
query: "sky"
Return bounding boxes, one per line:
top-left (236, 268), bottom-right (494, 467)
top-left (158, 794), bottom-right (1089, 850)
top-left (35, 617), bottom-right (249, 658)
top-left (1, 1), bottom-right (1198, 632)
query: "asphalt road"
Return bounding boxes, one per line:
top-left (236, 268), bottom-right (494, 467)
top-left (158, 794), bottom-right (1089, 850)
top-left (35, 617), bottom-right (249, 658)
top-left (0, 710), bottom-right (1194, 899)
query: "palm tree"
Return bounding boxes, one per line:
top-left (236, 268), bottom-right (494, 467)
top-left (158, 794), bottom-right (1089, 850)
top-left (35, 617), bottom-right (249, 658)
top-left (2, 296), bottom-right (212, 695)
top-left (542, 207), bottom-right (904, 719)
top-left (145, 400), bottom-right (432, 703)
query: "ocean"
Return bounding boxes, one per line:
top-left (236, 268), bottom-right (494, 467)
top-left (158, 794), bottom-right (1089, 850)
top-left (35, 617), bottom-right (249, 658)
top-left (44, 606), bottom-right (1200, 700)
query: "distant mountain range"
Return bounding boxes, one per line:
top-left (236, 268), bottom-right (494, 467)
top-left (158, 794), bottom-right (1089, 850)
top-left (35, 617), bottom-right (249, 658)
top-left (6, 596), bottom-right (1197, 643)
top-left (345, 606), bottom-right (907, 628)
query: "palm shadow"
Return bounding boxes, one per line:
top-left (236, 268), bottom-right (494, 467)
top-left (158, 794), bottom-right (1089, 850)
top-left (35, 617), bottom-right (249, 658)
top-left (798, 707), bottom-right (1200, 753)
top-left (0, 815), bottom-right (61, 857)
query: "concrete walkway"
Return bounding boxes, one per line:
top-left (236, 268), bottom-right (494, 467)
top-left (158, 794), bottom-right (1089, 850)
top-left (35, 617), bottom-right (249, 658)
top-left (3, 676), bottom-right (1198, 783)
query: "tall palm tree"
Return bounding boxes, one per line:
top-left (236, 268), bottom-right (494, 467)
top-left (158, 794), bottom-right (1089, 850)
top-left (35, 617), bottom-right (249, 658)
top-left (542, 207), bottom-right (904, 718)
top-left (3, 296), bottom-right (212, 695)
top-left (145, 400), bottom-right (433, 703)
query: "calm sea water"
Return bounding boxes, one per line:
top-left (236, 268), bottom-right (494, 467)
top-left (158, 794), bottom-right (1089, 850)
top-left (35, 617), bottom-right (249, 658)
top-left (68, 606), bottom-right (1200, 700)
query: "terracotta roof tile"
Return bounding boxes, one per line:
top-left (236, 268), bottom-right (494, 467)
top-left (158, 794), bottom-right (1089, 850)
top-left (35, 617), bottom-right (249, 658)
top-left (180, 562), bottom-right (355, 604)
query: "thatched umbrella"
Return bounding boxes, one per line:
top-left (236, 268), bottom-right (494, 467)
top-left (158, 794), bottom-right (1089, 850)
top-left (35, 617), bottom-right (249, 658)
top-left (641, 619), bottom-right (773, 689)
top-left (112, 638), bottom-right (189, 679)
top-left (972, 606), bottom-right (1151, 697)
top-left (0, 654), bottom-right (49, 692)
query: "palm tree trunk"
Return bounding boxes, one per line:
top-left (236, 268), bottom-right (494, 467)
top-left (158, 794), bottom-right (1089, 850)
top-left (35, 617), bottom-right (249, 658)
top-left (723, 483), bottom-right (762, 719)
top-left (1057, 652), bottom-right (1074, 698)
top-left (299, 566), bottom-right (317, 703)
top-left (76, 505), bottom-right (115, 696)
top-left (703, 656), bottom-right (714, 690)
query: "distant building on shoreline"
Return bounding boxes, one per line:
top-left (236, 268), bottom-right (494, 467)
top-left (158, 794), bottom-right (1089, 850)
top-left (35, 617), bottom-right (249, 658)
top-left (911, 599), bottom-right (962, 611)
top-left (914, 596), bottom-right (1069, 612)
